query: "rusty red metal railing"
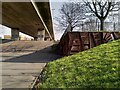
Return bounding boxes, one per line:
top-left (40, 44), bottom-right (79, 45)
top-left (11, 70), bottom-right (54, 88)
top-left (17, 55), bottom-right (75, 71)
top-left (59, 32), bottom-right (120, 56)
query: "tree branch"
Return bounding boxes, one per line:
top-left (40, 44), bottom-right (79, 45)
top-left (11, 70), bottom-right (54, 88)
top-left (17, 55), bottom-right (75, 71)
top-left (104, 2), bottom-right (112, 19)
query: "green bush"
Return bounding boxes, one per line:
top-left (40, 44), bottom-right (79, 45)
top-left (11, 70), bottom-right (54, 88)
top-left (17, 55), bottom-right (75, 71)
top-left (39, 39), bottom-right (120, 88)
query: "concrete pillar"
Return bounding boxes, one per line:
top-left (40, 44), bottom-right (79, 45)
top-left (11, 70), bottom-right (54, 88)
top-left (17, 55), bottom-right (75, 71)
top-left (11, 28), bottom-right (19, 40)
top-left (44, 36), bottom-right (50, 41)
top-left (34, 37), bottom-right (38, 41)
top-left (37, 29), bottom-right (45, 41)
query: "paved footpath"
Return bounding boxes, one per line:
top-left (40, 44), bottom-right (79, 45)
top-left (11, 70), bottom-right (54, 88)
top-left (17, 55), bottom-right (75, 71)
top-left (1, 45), bottom-right (61, 89)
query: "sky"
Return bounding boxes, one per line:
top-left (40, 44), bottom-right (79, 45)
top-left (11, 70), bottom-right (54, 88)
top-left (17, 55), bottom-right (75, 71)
top-left (50, 0), bottom-right (120, 38)
top-left (0, 25), bottom-right (11, 39)
top-left (0, 25), bottom-right (33, 39)
top-left (0, 1), bottom-right (120, 40)
top-left (50, 1), bottom-right (64, 40)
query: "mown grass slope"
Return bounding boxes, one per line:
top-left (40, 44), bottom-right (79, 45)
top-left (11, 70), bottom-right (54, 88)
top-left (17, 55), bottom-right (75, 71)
top-left (39, 39), bottom-right (120, 88)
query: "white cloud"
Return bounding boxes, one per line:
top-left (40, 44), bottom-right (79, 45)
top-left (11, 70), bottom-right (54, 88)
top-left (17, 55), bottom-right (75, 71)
top-left (0, 24), bottom-right (11, 39)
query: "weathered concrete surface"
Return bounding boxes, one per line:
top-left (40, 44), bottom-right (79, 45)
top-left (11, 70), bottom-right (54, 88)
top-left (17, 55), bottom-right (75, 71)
top-left (1, 41), bottom-right (61, 88)
top-left (11, 28), bottom-right (19, 40)
top-left (2, 62), bottom-right (46, 88)
top-left (2, 1), bottom-right (54, 39)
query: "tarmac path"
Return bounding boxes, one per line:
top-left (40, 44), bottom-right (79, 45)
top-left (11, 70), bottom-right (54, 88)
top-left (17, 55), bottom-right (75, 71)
top-left (1, 41), bottom-right (61, 89)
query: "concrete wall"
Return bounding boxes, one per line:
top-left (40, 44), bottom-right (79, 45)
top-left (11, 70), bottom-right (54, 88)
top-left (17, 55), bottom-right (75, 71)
top-left (37, 29), bottom-right (45, 41)
top-left (11, 28), bottom-right (19, 40)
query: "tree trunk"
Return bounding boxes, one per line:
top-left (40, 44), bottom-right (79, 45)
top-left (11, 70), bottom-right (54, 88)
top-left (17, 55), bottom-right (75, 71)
top-left (100, 19), bottom-right (104, 31)
top-left (70, 27), bottom-right (73, 32)
top-left (69, 24), bottom-right (73, 32)
top-left (100, 19), bottom-right (105, 44)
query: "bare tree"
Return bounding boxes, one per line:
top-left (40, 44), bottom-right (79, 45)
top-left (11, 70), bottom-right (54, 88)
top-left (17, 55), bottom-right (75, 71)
top-left (83, 0), bottom-right (119, 43)
top-left (57, 2), bottom-right (86, 32)
top-left (85, 18), bottom-right (96, 31)
top-left (83, 0), bottom-right (119, 31)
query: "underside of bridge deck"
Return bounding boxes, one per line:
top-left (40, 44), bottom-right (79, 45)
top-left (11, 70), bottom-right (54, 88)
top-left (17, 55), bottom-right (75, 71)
top-left (1, 1), bottom-right (54, 40)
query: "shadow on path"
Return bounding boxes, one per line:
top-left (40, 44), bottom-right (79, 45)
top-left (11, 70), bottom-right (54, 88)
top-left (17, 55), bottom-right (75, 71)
top-left (2, 46), bottom-right (62, 63)
top-left (1, 39), bottom-right (14, 44)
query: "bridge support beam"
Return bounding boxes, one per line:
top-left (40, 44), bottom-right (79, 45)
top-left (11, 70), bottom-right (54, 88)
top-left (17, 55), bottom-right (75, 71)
top-left (34, 37), bottom-right (37, 41)
top-left (37, 29), bottom-right (45, 41)
top-left (11, 28), bottom-right (19, 40)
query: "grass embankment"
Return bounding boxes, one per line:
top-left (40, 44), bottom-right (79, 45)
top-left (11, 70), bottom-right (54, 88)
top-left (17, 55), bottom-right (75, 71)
top-left (39, 39), bottom-right (120, 88)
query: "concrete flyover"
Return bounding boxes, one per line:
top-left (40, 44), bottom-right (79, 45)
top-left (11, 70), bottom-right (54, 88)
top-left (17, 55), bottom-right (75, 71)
top-left (1, 0), bottom-right (54, 40)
